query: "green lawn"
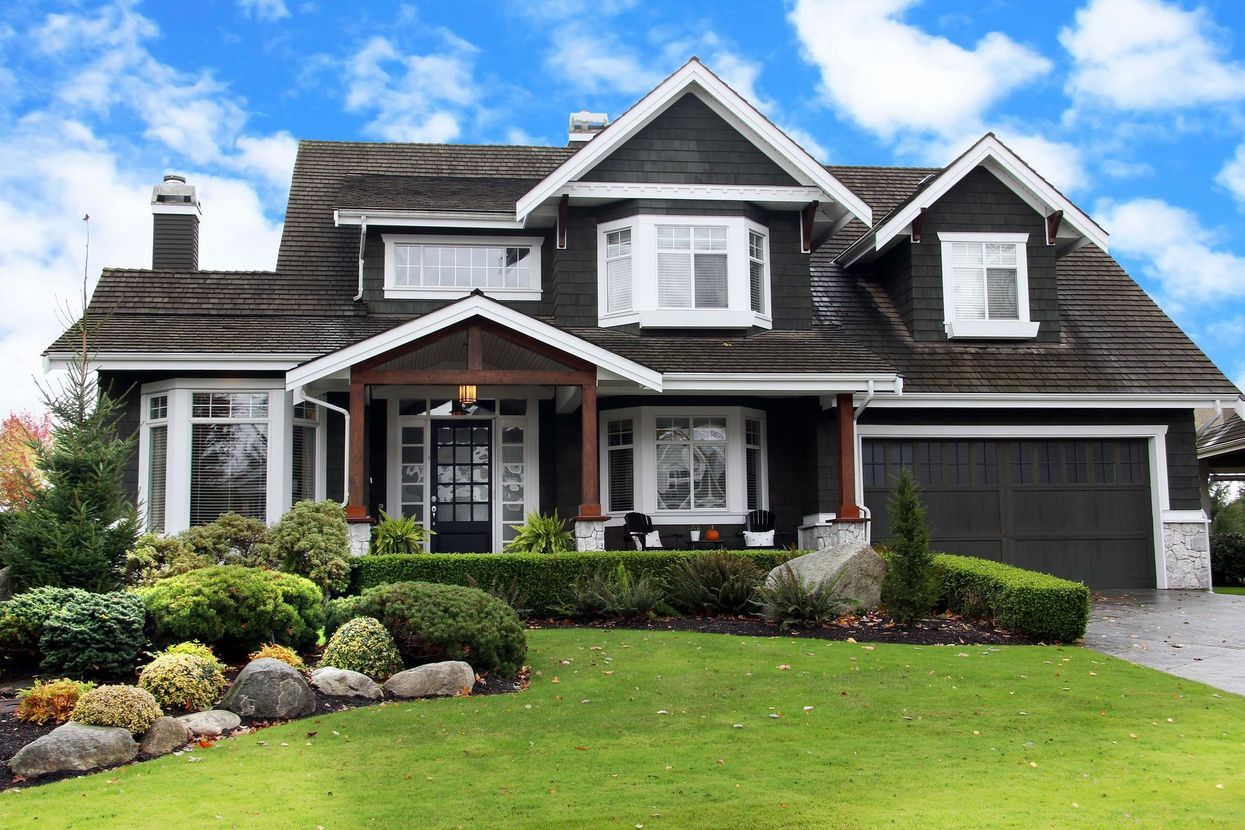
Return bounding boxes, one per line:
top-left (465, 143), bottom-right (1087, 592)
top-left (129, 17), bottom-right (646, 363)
top-left (3, 629), bottom-right (1243, 829)
top-left (1215, 586), bottom-right (1245, 595)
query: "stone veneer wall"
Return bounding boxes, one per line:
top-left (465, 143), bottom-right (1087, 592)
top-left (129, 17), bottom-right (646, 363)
top-left (574, 518), bottom-right (606, 552)
top-left (347, 522), bottom-right (372, 557)
top-left (1162, 521), bottom-right (1211, 589)
top-left (798, 520), bottom-right (869, 553)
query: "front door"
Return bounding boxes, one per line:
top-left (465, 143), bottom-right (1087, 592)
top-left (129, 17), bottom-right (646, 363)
top-left (431, 420), bottom-right (491, 551)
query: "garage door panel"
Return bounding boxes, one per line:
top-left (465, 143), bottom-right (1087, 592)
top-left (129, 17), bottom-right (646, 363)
top-left (862, 437), bottom-right (1156, 589)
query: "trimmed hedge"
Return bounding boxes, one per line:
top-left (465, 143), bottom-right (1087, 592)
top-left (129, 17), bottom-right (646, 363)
top-left (349, 550), bottom-right (793, 614)
top-left (933, 554), bottom-right (1090, 642)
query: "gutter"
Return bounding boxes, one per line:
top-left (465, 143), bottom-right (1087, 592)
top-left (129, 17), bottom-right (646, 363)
top-left (1196, 399), bottom-right (1227, 441)
top-left (294, 387), bottom-right (350, 508)
top-left (354, 216), bottom-right (367, 302)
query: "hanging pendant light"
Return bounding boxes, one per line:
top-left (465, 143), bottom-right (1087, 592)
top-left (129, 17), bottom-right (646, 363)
top-left (457, 383), bottom-right (477, 407)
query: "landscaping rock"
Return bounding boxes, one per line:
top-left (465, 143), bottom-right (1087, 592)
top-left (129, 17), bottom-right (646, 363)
top-left (220, 657), bottom-right (315, 719)
top-left (8, 722), bottom-right (137, 779)
top-left (310, 667), bottom-right (383, 700)
top-left (767, 544), bottom-right (887, 609)
top-left (0, 566), bottom-right (12, 601)
top-left (138, 716), bottom-right (191, 757)
top-left (384, 661), bottom-right (476, 699)
top-left (176, 709), bottom-right (241, 737)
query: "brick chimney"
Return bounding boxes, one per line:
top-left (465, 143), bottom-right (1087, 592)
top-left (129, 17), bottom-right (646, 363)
top-left (151, 174), bottom-right (200, 271)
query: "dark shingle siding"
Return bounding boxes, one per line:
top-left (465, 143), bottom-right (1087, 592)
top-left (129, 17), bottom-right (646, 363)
top-left (151, 214), bottom-right (198, 271)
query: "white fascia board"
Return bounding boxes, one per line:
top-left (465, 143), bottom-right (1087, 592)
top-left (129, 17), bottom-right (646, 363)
top-left (515, 60), bottom-right (871, 226)
top-left (151, 203), bottom-right (202, 216)
top-left (839, 134), bottom-right (1109, 267)
top-left (661, 372), bottom-right (901, 393)
top-left (334, 209), bottom-right (524, 230)
top-left (857, 423), bottom-right (1168, 439)
top-left (285, 293), bottom-right (663, 391)
top-left (559, 182), bottom-right (825, 203)
top-left (869, 393), bottom-right (1235, 409)
top-left (1200, 437), bottom-right (1245, 459)
top-left (44, 352), bottom-right (313, 372)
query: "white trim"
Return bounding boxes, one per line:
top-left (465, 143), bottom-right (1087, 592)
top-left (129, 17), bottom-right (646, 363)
top-left (45, 353), bottom-right (313, 372)
top-left (595, 214), bottom-right (772, 330)
top-left (151, 203), bottom-right (201, 216)
top-left (1200, 437), bottom-right (1245, 458)
top-left (855, 422), bottom-right (1171, 588)
top-left (285, 292), bottom-right (663, 391)
top-left (939, 232), bottom-right (1036, 339)
top-left (868, 393), bottom-right (1238, 409)
top-left (1162, 509), bottom-right (1209, 522)
top-left (381, 233), bottom-right (544, 301)
top-left (839, 133), bottom-right (1108, 266)
top-left (662, 373), bottom-right (902, 393)
top-left (515, 60), bottom-right (871, 227)
top-left (560, 182), bottom-right (824, 203)
top-left (336, 209), bottom-right (524, 230)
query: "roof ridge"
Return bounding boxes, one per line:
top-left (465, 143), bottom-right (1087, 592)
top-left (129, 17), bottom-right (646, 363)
top-left (100, 268), bottom-right (278, 275)
top-left (299, 139), bottom-right (573, 151)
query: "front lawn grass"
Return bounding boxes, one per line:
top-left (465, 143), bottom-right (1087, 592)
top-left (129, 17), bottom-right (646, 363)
top-left (1214, 585), bottom-right (1245, 595)
top-left (3, 629), bottom-right (1243, 829)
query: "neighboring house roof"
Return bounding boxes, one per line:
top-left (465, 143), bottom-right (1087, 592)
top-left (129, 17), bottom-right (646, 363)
top-left (45, 138), bottom-right (1240, 400)
top-left (1200, 411), bottom-right (1245, 458)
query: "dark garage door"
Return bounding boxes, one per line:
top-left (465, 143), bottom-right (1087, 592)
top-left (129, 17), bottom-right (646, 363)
top-left (862, 438), bottom-right (1155, 588)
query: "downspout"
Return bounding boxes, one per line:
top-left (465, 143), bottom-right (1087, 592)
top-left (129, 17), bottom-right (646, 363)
top-left (850, 376), bottom-right (903, 521)
top-left (296, 388), bottom-right (351, 508)
top-left (1196, 399), bottom-right (1226, 440)
top-left (353, 216), bottom-right (367, 301)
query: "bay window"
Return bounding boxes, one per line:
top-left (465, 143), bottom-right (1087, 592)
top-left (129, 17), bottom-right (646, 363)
top-left (598, 215), bottom-right (771, 329)
top-left (601, 407), bottom-right (766, 521)
top-left (938, 232), bottom-right (1039, 339)
top-left (190, 392), bottom-right (269, 525)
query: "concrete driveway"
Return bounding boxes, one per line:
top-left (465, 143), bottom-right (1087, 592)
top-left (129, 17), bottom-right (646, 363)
top-left (1086, 590), bottom-right (1245, 696)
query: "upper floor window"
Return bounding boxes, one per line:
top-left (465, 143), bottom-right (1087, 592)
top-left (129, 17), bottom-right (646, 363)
top-left (938, 232), bottom-right (1039, 339)
top-left (383, 235), bottom-right (543, 301)
top-left (598, 215), bottom-right (771, 329)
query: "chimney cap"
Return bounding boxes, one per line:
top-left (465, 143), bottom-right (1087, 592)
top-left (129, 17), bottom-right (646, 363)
top-left (163, 173), bottom-right (186, 184)
top-left (152, 173), bottom-right (200, 214)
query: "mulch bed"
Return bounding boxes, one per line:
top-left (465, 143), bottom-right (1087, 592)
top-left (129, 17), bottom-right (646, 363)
top-left (530, 611), bottom-right (1036, 646)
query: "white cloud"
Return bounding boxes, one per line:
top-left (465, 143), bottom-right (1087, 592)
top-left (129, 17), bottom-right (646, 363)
top-left (1095, 196), bottom-right (1245, 310)
top-left (785, 127), bottom-right (830, 163)
top-left (1061, 0), bottom-right (1245, 110)
top-left (544, 25), bottom-right (664, 96)
top-left (343, 35), bottom-right (482, 142)
top-left (1216, 142), bottom-right (1245, 205)
top-left (237, 0), bottom-right (290, 22)
top-left (905, 127), bottom-right (1089, 194)
top-left (234, 131), bottom-right (299, 188)
top-left (789, 0), bottom-right (1051, 140)
top-left (1101, 158), bottom-right (1154, 179)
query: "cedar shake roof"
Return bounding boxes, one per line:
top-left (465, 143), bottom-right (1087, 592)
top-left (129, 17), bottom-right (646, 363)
top-left (46, 139), bottom-right (1240, 397)
top-left (1200, 412), bottom-right (1245, 455)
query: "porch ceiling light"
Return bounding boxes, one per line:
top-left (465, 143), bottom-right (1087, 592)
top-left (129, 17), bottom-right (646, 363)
top-left (458, 383), bottom-right (477, 406)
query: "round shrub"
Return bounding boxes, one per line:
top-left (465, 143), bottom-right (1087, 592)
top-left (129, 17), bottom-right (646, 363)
top-left (72, 684), bottom-right (162, 734)
top-left (159, 641), bottom-right (225, 671)
top-left (140, 566), bottom-right (323, 657)
top-left (249, 643), bottom-right (306, 671)
top-left (257, 500), bottom-right (351, 595)
top-left (318, 617), bottom-right (403, 680)
top-left (122, 533), bottom-right (211, 587)
top-left (1211, 532), bottom-right (1245, 587)
top-left (178, 512), bottom-right (273, 567)
top-left (15, 678), bottom-right (96, 725)
top-left (327, 581), bottom-right (525, 678)
top-left (0, 586), bottom-right (91, 656)
top-left (138, 653), bottom-right (228, 712)
top-left (39, 591), bottom-right (147, 677)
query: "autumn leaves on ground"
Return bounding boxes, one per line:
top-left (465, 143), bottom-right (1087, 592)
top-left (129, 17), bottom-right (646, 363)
top-left (2, 628), bottom-right (1242, 830)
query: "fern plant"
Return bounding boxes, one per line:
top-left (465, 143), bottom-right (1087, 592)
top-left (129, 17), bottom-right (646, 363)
top-left (370, 510), bottom-right (434, 555)
top-left (753, 565), bottom-right (851, 630)
top-left (558, 564), bottom-right (668, 620)
top-left (502, 510), bottom-right (574, 554)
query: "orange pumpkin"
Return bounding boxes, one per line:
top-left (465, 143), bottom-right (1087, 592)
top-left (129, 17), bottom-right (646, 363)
top-left (705, 526), bottom-right (720, 541)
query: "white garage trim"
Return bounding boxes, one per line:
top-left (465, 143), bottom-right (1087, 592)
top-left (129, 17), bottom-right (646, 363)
top-left (855, 423), bottom-right (1174, 589)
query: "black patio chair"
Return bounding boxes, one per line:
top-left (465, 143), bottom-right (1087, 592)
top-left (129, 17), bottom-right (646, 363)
top-left (739, 509), bottom-right (785, 548)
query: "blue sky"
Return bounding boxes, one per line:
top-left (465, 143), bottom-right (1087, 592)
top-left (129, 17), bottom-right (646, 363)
top-left (0, 0), bottom-right (1243, 413)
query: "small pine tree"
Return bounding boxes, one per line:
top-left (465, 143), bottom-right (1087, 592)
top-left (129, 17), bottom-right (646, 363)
top-left (885, 468), bottom-right (934, 626)
top-left (3, 345), bottom-right (137, 593)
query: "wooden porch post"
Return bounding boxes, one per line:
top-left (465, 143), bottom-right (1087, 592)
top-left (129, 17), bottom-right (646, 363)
top-left (836, 392), bottom-right (861, 519)
top-left (346, 379), bottom-right (368, 521)
top-left (578, 377), bottom-right (601, 517)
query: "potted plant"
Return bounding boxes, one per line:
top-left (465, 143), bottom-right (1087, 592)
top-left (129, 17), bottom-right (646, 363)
top-left (689, 525), bottom-right (701, 542)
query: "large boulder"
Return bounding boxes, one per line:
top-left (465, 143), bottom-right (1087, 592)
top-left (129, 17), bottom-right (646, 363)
top-left (384, 661), bottom-right (475, 699)
top-left (139, 716), bottom-right (191, 757)
top-left (310, 667), bottom-right (383, 700)
top-left (8, 722), bottom-right (137, 779)
top-left (176, 709), bottom-right (241, 737)
top-left (219, 658), bottom-right (316, 720)
top-left (766, 544), bottom-right (887, 609)
top-left (0, 566), bottom-right (12, 601)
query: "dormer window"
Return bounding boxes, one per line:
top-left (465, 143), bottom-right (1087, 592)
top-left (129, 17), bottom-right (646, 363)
top-left (939, 232), bottom-right (1039, 339)
top-left (598, 215), bottom-right (771, 329)
top-left (382, 234), bottom-right (543, 301)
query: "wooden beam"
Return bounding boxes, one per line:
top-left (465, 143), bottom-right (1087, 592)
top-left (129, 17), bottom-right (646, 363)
top-left (557, 194), bottom-right (569, 250)
top-left (836, 393), bottom-right (861, 520)
top-left (477, 319), bottom-right (594, 371)
top-left (354, 326), bottom-right (457, 373)
top-left (1046, 209), bottom-right (1064, 245)
top-left (354, 368), bottom-right (594, 386)
top-left (801, 201), bottom-right (819, 253)
top-left (467, 324), bottom-right (482, 371)
top-left (346, 380), bottom-right (367, 521)
top-left (911, 207), bottom-right (927, 243)
top-left (578, 380), bottom-right (601, 517)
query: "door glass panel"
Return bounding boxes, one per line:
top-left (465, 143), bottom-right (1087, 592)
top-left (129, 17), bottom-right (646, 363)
top-left (399, 424), bottom-right (425, 525)
top-left (500, 425), bottom-right (526, 542)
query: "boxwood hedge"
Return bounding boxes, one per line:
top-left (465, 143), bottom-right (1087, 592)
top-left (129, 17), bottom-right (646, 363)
top-left (933, 553), bottom-right (1090, 642)
top-left (349, 550), bottom-right (793, 614)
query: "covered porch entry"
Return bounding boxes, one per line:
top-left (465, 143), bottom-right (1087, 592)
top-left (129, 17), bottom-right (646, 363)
top-left (285, 294), bottom-right (662, 552)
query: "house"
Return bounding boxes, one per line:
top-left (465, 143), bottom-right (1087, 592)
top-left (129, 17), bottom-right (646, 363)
top-left (45, 58), bottom-right (1243, 589)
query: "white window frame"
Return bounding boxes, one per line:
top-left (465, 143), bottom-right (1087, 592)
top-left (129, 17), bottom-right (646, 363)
top-left (290, 401), bottom-right (324, 505)
top-left (938, 232), bottom-right (1039, 339)
top-left (139, 394), bottom-right (169, 532)
top-left (597, 215), bottom-right (772, 330)
top-left (599, 405), bottom-right (767, 524)
top-left (382, 234), bottom-right (543, 301)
